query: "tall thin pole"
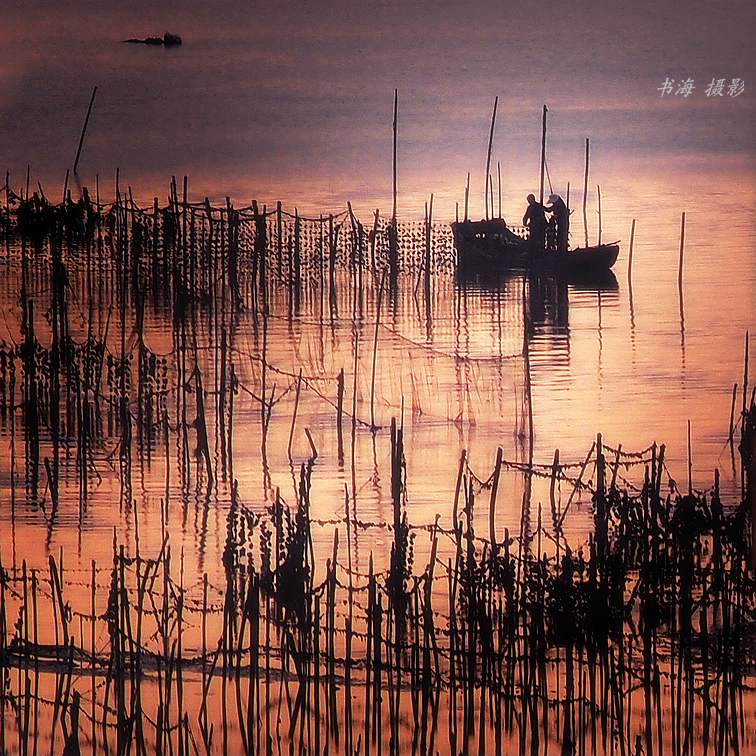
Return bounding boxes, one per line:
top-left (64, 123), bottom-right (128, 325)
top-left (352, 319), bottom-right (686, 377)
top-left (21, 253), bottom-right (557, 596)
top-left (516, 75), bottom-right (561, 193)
top-left (497, 161), bottom-right (502, 218)
top-left (392, 89), bottom-right (398, 222)
top-left (484, 96), bottom-right (498, 220)
top-left (73, 86), bottom-right (98, 175)
top-left (687, 419), bottom-right (693, 495)
top-left (539, 105), bottom-right (548, 205)
top-left (582, 138), bottom-right (590, 247)
top-left (464, 172), bottom-right (470, 222)
top-left (597, 184), bottom-right (602, 245)
top-left (370, 270), bottom-right (387, 431)
top-left (677, 211), bottom-right (686, 289)
top-left (628, 218), bottom-right (636, 281)
top-left (743, 331), bottom-right (749, 423)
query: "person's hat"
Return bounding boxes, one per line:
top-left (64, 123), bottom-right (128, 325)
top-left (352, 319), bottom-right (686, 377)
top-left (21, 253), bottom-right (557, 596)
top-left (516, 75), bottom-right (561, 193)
top-left (549, 193), bottom-right (561, 204)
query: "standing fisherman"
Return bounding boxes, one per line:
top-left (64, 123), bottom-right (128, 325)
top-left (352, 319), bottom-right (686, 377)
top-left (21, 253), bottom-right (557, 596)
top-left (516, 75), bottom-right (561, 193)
top-left (522, 194), bottom-right (547, 255)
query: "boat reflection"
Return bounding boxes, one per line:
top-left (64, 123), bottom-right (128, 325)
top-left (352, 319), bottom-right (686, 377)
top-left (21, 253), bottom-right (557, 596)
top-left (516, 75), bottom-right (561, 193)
top-left (455, 266), bottom-right (620, 391)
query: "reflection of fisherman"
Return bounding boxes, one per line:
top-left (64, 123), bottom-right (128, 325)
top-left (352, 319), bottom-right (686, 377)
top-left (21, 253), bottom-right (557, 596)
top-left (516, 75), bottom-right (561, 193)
top-left (545, 193), bottom-right (569, 255)
top-left (522, 193), bottom-right (547, 254)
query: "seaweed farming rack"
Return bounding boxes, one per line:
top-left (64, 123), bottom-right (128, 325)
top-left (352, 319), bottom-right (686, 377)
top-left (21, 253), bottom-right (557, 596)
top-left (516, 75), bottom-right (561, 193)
top-left (0, 177), bottom-right (754, 754)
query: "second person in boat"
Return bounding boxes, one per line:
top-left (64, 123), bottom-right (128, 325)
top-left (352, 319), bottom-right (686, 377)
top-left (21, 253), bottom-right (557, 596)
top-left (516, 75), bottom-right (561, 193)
top-left (545, 193), bottom-right (569, 255)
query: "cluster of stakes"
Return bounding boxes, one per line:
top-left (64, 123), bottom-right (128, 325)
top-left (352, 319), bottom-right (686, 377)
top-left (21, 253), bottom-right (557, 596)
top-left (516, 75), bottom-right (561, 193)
top-left (0, 180), bottom-right (753, 755)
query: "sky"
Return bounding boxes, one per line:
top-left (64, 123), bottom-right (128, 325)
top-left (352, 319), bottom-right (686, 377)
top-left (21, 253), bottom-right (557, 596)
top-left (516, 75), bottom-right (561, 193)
top-left (1, 0), bottom-right (754, 216)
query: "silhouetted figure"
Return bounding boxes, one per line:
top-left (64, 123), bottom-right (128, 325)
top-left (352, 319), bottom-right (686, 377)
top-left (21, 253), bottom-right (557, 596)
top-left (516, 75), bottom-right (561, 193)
top-left (81, 187), bottom-right (99, 238)
top-left (522, 193), bottom-right (547, 254)
top-left (62, 189), bottom-right (85, 238)
top-left (546, 193), bottom-right (569, 255)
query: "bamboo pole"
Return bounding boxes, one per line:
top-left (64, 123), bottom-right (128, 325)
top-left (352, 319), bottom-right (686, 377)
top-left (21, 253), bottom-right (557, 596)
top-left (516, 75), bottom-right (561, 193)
top-left (287, 368), bottom-right (303, 459)
top-left (742, 331), bottom-right (749, 423)
top-left (424, 192), bottom-right (433, 317)
top-left (582, 138), bottom-right (590, 247)
top-left (597, 184), bottom-right (602, 245)
top-left (337, 368), bottom-right (345, 465)
top-left (728, 382), bottom-right (737, 445)
top-left (369, 270), bottom-right (387, 430)
top-left (489, 447), bottom-right (503, 549)
top-left (556, 442), bottom-right (595, 528)
top-left (678, 211), bottom-right (686, 289)
top-left (392, 89), bottom-right (398, 222)
top-left (687, 419), bottom-right (693, 495)
top-left (452, 449), bottom-right (466, 535)
top-left (497, 160), bottom-right (502, 218)
top-left (550, 448), bottom-right (561, 525)
top-left (371, 208), bottom-right (379, 271)
top-left (73, 86), bottom-right (98, 174)
top-left (628, 218), bottom-right (636, 280)
top-left (539, 105), bottom-right (548, 205)
top-left (464, 172), bottom-right (470, 222)
top-left (485, 97), bottom-right (498, 220)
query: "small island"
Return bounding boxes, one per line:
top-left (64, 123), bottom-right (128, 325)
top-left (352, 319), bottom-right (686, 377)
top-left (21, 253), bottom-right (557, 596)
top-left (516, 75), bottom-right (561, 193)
top-left (123, 31), bottom-right (182, 46)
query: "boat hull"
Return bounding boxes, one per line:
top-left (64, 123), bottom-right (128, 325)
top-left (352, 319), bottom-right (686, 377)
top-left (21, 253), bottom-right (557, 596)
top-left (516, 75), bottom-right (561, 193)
top-left (452, 220), bottom-right (619, 276)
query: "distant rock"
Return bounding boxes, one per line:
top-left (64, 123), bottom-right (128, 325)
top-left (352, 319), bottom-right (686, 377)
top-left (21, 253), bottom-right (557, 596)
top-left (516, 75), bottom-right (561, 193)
top-left (123, 32), bottom-right (182, 47)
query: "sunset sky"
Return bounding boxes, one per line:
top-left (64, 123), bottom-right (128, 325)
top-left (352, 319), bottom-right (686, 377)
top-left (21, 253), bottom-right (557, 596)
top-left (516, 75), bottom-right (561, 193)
top-left (2, 0), bottom-right (754, 214)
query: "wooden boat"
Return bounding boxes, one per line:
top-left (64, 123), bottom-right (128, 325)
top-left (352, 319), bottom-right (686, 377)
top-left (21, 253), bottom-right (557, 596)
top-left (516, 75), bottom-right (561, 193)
top-left (451, 219), bottom-right (528, 268)
top-left (452, 219), bottom-right (619, 275)
top-left (564, 242), bottom-right (620, 272)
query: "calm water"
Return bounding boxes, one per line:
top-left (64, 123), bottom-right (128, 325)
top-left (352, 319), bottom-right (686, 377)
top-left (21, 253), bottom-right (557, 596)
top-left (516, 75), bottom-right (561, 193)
top-left (0, 213), bottom-right (753, 753)
top-left (0, 204), bottom-right (752, 577)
